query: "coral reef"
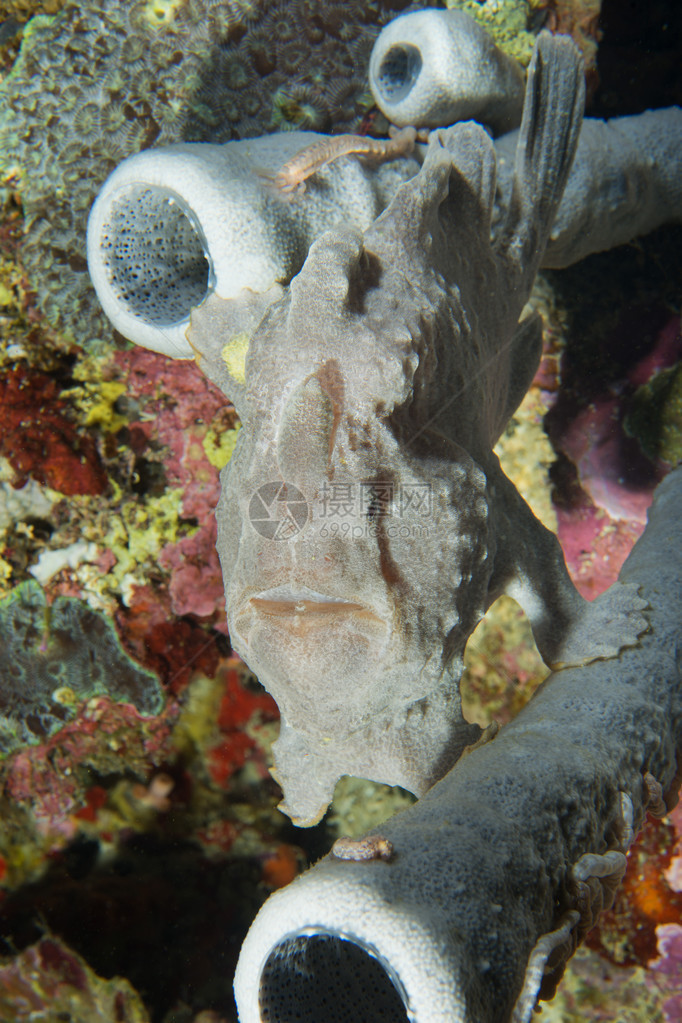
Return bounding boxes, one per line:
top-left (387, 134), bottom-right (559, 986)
top-left (0, 578), bottom-right (164, 753)
top-left (649, 923), bottom-right (682, 1023)
top-left (1, 1), bottom-right (66, 22)
top-left (0, 363), bottom-right (108, 494)
top-left (0, 695), bottom-right (175, 864)
top-left (0, 0), bottom-right (420, 338)
top-left (0, 936), bottom-right (151, 1023)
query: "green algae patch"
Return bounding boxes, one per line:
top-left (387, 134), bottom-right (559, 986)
top-left (0, 579), bottom-right (164, 754)
top-left (446, 0), bottom-right (538, 65)
top-left (103, 487), bottom-right (187, 584)
top-left (626, 362), bottom-right (682, 467)
top-left (203, 420), bottom-right (241, 469)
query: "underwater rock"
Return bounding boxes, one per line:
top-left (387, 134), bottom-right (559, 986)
top-left (0, 577), bottom-right (164, 753)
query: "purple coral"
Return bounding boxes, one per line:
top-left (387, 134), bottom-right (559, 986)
top-left (649, 923), bottom-right (682, 1023)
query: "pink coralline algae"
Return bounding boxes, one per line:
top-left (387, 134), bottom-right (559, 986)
top-left (158, 519), bottom-right (224, 619)
top-left (113, 347), bottom-right (231, 620)
top-left (3, 697), bottom-right (175, 843)
top-left (651, 800), bottom-right (682, 1020)
top-left (557, 396), bottom-right (660, 524)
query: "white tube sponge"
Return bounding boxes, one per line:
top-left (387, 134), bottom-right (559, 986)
top-left (369, 8), bottom-right (526, 133)
top-left (86, 133), bottom-right (418, 357)
top-left (234, 464), bottom-right (682, 1023)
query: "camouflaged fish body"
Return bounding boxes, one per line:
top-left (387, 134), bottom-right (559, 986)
top-left (192, 34), bottom-right (647, 826)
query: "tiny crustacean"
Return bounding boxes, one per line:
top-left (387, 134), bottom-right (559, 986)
top-left (331, 835), bottom-right (395, 862)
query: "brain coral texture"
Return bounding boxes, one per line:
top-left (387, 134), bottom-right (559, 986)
top-left (0, 0), bottom-right (419, 338)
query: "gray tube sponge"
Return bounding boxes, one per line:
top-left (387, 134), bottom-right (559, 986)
top-left (87, 112), bottom-right (682, 360)
top-left (86, 134), bottom-right (418, 358)
top-left (494, 106), bottom-right (682, 268)
top-left (368, 8), bottom-right (526, 133)
top-left (234, 464), bottom-right (682, 1023)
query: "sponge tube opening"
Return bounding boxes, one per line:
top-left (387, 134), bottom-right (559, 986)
top-left (98, 184), bottom-right (213, 327)
top-left (375, 44), bottom-right (423, 105)
top-left (259, 933), bottom-right (410, 1023)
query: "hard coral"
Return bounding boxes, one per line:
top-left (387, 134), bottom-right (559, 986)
top-left (0, 936), bottom-right (151, 1023)
top-left (0, 363), bottom-right (107, 495)
top-left (0, 0), bottom-right (420, 338)
top-left (0, 578), bottom-right (164, 754)
top-left (109, 347), bottom-right (230, 620)
top-left (2, 694), bottom-right (174, 842)
top-left (0, 1), bottom-right (66, 22)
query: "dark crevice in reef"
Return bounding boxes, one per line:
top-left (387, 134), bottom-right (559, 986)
top-left (0, 834), bottom-right (261, 1022)
top-left (0, 821), bottom-right (332, 1022)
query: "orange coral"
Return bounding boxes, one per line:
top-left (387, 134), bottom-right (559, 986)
top-left (586, 815), bottom-right (682, 966)
top-left (262, 844), bottom-right (302, 889)
top-left (546, 0), bottom-right (603, 97)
